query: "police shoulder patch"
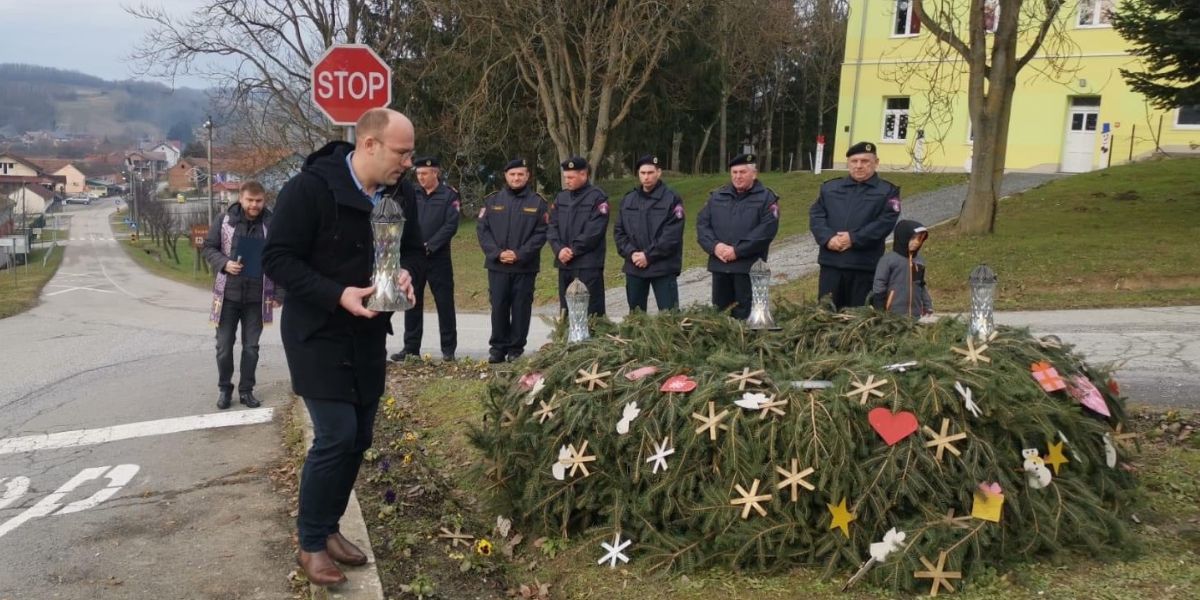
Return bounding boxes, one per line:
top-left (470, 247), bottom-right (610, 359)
top-left (596, 201), bottom-right (609, 215)
top-left (478, 206), bottom-right (487, 219)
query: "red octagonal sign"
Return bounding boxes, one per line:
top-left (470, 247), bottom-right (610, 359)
top-left (310, 44), bottom-right (393, 126)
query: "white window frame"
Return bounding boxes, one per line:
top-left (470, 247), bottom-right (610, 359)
top-left (1077, 0), bottom-right (1113, 28)
top-left (892, 0), bottom-right (921, 37)
top-left (1175, 105), bottom-right (1200, 130)
top-left (882, 97), bottom-right (911, 142)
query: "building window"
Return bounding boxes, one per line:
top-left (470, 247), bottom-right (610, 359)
top-left (883, 97), bottom-right (910, 141)
top-left (1177, 105), bottom-right (1200, 129)
top-left (1078, 0), bottom-right (1113, 27)
top-left (894, 0), bottom-right (921, 36)
top-left (0, 162), bottom-right (12, 175)
top-left (983, 0), bottom-right (999, 33)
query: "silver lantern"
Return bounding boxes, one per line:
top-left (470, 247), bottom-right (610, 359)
top-left (747, 259), bottom-right (780, 331)
top-left (566, 278), bottom-right (590, 343)
top-left (366, 194), bottom-right (413, 312)
top-left (968, 263), bottom-right (997, 340)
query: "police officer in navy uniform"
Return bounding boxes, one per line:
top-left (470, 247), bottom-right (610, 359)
top-left (391, 156), bottom-right (460, 362)
top-left (548, 156), bottom-right (609, 317)
top-left (696, 153), bottom-right (780, 319)
top-left (614, 154), bottom-right (685, 312)
top-left (809, 141), bottom-right (901, 309)
top-left (477, 158), bottom-right (549, 363)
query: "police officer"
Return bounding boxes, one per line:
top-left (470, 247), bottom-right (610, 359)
top-left (614, 154), bottom-right (684, 312)
top-left (547, 156), bottom-right (609, 317)
top-left (697, 153), bottom-right (780, 319)
top-left (477, 158), bottom-right (549, 363)
top-left (391, 156), bottom-right (459, 362)
top-left (809, 141), bottom-right (900, 309)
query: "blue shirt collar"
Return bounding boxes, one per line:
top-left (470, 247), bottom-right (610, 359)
top-left (346, 151), bottom-right (383, 206)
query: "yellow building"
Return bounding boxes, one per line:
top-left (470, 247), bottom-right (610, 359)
top-left (835, 0), bottom-right (1199, 173)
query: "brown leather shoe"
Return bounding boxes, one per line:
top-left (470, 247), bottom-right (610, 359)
top-left (297, 550), bottom-right (347, 586)
top-left (325, 532), bottom-right (369, 566)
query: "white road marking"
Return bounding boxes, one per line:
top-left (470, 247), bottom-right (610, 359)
top-left (0, 464), bottom-right (141, 539)
top-left (0, 408), bottom-right (274, 455)
top-left (44, 284), bottom-right (115, 297)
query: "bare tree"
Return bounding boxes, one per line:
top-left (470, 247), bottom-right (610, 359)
top-left (126, 0), bottom-right (372, 151)
top-left (456, 0), bottom-right (697, 172)
top-left (901, 0), bottom-right (1078, 234)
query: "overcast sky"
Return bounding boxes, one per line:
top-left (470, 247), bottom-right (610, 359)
top-left (0, 0), bottom-right (223, 89)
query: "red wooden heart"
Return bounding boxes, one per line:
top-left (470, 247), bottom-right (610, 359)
top-left (660, 374), bottom-right (697, 393)
top-left (868, 408), bottom-right (919, 446)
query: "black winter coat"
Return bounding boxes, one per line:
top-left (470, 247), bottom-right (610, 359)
top-left (201, 203), bottom-right (270, 303)
top-left (808, 173), bottom-right (901, 272)
top-left (547, 182), bottom-right (609, 271)
top-left (696, 180), bottom-right (780, 273)
top-left (263, 141), bottom-right (407, 404)
top-left (613, 181), bottom-right (685, 278)
top-left (475, 185), bottom-right (549, 273)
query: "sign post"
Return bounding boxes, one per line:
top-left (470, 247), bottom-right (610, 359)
top-left (814, 135), bottom-right (826, 175)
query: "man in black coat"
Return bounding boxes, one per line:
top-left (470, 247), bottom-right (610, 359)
top-left (476, 158), bottom-right (548, 363)
top-left (613, 154), bottom-right (684, 312)
top-left (390, 156), bottom-right (459, 362)
top-left (809, 141), bottom-right (901, 309)
top-left (696, 153), bottom-right (780, 319)
top-left (263, 108), bottom-right (416, 587)
top-left (201, 180), bottom-right (279, 410)
top-left (547, 156), bottom-right (609, 317)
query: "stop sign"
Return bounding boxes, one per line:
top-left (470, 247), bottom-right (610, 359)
top-left (310, 44), bottom-right (393, 126)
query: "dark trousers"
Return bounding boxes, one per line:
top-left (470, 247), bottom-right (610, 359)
top-left (818, 266), bottom-right (874, 310)
top-left (297, 395), bottom-right (379, 552)
top-left (712, 272), bottom-right (752, 319)
top-left (488, 270), bottom-right (536, 358)
top-left (625, 274), bottom-right (679, 312)
top-left (557, 267), bottom-right (606, 316)
top-left (215, 299), bottom-right (263, 393)
top-left (402, 256), bottom-right (457, 355)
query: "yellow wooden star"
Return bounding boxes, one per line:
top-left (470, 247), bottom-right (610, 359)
top-left (1044, 440), bottom-right (1070, 475)
top-left (914, 551), bottom-right (962, 597)
top-left (730, 478), bottom-right (772, 519)
top-left (827, 498), bottom-right (856, 538)
top-left (691, 401), bottom-right (731, 441)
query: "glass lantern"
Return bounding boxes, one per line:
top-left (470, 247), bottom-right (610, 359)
top-left (566, 278), bottom-right (590, 343)
top-left (747, 259), bottom-right (780, 331)
top-left (366, 195), bottom-right (412, 312)
top-left (968, 263), bottom-right (997, 340)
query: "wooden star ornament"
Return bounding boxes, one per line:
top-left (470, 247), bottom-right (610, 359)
top-left (725, 367), bottom-right (766, 391)
top-left (564, 440), bottom-right (597, 478)
top-left (691, 401), bottom-right (731, 441)
top-left (775, 458), bottom-right (816, 502)
top-left (922, 418), bottom-right (968, 462)
top-left (574, 362), bottom-right (612, 391)
top-left (844, 374), bottom-right (889, 405)
top-left (730, 479), bottom-right (772, 519)
top-left (951, 337), bottom-right (992, 366)
top-left (914, 551), bottom-right (962, 597)
top-left (437, 526), bottom-right (473, 548)
top-left (533, 394), bottom-right (560, 424)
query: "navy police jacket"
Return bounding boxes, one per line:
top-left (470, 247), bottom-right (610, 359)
top-left (475, 185), bottom-right (549, 274)
top-left (613, 181), bottom-right (684, 278)
top-left (696, 180), bottom-right (780, 274)
top-left (808, 173), bottom-right (901, 272)
top-left (547, 181), bottom-right (609, 271)
top-left (401, 182), bottom-right (460, 261)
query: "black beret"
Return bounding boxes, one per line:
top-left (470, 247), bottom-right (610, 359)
top-left (846, 141), bottom-right (877, 157)
top-left (727, 153), bottom-right (756, 168)
top-left (503, 157), bottom-right (529, 172)
top-left (635, 154), bottom-right (661, 169)
top-left (560, 156), bottom-right (589, 171)
top-left (413, 156), bottom-right (439, 168)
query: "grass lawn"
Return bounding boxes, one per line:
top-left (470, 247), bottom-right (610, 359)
top-left (351, 361), bottom-right (1200, 599)
top-left (0, 246), bottom-right (66, 319)
top-left (778, 157), bottom-right (1200, 311)
top-left (110, 215), bottom-right (213, 290)
top-left (446, 171), bottom-right (966, 311)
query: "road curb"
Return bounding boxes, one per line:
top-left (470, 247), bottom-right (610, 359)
top-left (296, 398), bottom-right (386, 600)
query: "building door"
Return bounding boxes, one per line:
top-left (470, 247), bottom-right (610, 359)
top-left (1061, 97), bottom-right (1100, 173)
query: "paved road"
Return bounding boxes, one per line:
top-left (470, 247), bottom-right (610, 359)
top-left (0, 200), bottom-right (294, 599)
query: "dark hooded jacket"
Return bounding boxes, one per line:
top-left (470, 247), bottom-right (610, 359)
top-left (201, 202), bottom-right (271, 303)
top-left (870, 219), bottom-right (933, 317)
top-left (263, 141), bottom-right (413, 403)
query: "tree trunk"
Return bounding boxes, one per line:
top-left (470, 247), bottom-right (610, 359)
top-left (693, 121), bottom-right (715, 175)
top-left (718, 86), bottom-right (729, 167)
top-left (959, 83), bottom-right (1015, 234)
top-left (763, 112), bottom-right (774, 172)
top-left (778, 110), bottom-right (786, 172)
top-left (671, 131), bottom-right (683, 171)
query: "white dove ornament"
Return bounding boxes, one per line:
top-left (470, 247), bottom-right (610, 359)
top-left (552, 444), bottom-right (570, 480)
top-left (869, 527), bottom-right (907, 563)
top-left (615, 401), bottom-right (641, 435)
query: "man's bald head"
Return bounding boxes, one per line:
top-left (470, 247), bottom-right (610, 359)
top-left (355, 108), bottom-right (413, 145)
top-left (352, 108), bottom-right (416, 189)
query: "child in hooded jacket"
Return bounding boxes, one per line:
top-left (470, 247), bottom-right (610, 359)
top-left (870, 219), bottom-right (933, 317)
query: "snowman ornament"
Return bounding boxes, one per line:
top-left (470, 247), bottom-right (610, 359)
top-left (1022, 448), bottom-right (1053, 489)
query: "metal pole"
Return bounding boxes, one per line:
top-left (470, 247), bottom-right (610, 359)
top-left (206, 115), bottom-right (214, 225)
top-left (1128, 124), bottom-right (1135, 162)
top-left (345, 126), bottom-right (356, 144)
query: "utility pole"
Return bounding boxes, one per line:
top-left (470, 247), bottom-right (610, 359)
top-left (204, 115), bottom-right (214, 225)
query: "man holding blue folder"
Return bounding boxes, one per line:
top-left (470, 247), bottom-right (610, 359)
top-left (202, 180), bottom-right (280, 410)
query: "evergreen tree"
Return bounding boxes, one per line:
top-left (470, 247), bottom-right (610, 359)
top-left (1112, 0), bottom-right (1200, 109)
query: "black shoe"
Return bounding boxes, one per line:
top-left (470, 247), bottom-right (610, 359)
top-left (487, 352), bottom-right (505, 364)
top-left (442, 353), bottom-right (456, 362)
top-left (506, 351), bottom-right (524, 362)
top-left (217, 390), bottom-right (232, 410)
top-left (389, 350), bottom-right (419, 362)
top-left (239, 392), bottom-right (261, 408)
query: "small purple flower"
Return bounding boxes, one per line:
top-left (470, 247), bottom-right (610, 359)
top-left (380, 459), bottom-right (391, 473)
top-left (384, 488), bottom-right (396, 504)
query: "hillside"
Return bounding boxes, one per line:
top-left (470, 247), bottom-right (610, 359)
top-left (0, 64), bottom-right (211, 142)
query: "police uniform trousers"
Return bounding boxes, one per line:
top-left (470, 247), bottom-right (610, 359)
top-left (557, 267), bottom-right (606, 316)
top-left (488, 270), bottom-right (537, 358)
top-left (297, 392), bottom-right (378, 552)
top-left (818, 266), bottom-right (874, 310)
top-left (712, 272), bottom-right (753, 320)
top-left (625, 274), bottom-right (679, 312)
top-left (401, 254), bottom-right (457, 355)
